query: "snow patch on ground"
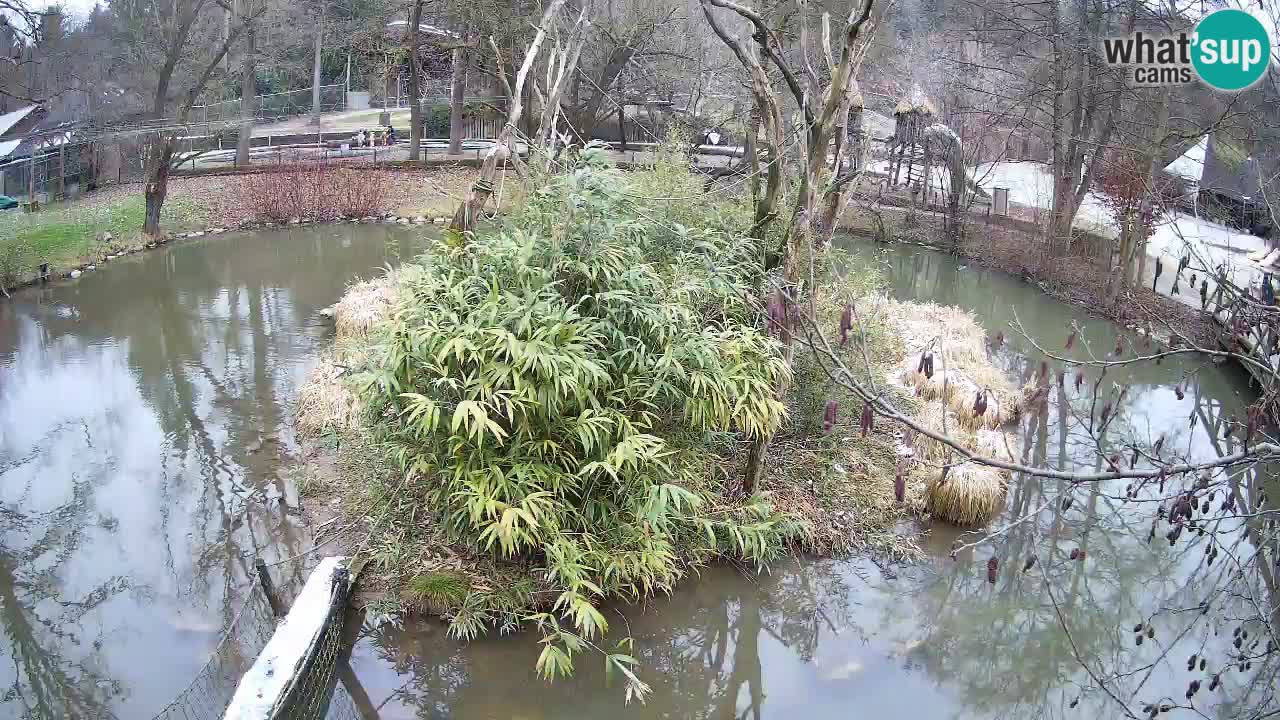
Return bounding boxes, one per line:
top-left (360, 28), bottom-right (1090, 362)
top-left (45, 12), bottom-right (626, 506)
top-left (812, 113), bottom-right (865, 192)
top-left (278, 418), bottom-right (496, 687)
top-left (971, 161), bottom-right (1116, 238)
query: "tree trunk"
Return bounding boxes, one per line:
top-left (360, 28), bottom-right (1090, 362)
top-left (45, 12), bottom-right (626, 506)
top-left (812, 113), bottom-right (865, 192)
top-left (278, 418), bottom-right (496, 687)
top-left (449, 0), bottom-right (568, 234)
top-left (408, 0), bottom-right (424, 161)
top-left (236, 0), bottom-right (255, 168)
top-left (143, 138), bottom-right (175, 237)
top-left (311, 5), bottom-right (324, 126)
top-left (448, 46), bottom-right (466, 155)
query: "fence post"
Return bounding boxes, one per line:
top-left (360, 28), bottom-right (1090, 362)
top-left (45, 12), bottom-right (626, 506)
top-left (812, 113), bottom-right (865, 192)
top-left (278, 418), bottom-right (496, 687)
top-left (255, 558), bottom-right (285, 617)
top-left (57, 146), bottom-right (65, 199)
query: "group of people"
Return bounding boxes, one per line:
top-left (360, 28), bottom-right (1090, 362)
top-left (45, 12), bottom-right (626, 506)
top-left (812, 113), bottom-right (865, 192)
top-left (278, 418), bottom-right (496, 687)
top-left (352, 126), bottom-right (397, 148)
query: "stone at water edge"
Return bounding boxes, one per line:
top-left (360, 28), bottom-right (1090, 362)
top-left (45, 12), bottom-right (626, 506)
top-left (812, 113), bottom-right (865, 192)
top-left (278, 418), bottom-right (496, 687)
top-left (210, 228), bottom-right (225, 234)
top-left (69, 269), bottom-right (82, 279)
top-left (396, 218), bottom-right (410, 225)
top-left (95, 231), bottom-right (113, 244)
top-left (433, 217), bottom-right (447, 224)
top-left (412, 216), bottom-right (427, 224)
top-left (289, 217), bottom-right (302, 225)
top-left (86, 265), bottom-right (96, 271)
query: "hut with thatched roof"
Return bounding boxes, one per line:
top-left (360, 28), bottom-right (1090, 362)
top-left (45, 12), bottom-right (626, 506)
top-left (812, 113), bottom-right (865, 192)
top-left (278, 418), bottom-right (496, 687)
top-left (888, 89), bottom-right (937, 190)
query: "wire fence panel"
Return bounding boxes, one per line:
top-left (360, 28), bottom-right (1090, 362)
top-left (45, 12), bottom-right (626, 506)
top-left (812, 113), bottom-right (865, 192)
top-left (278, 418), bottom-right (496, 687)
top-left (193, 86), bottom-right (347, 124)
top-left (148, 583), bottom-right (281, 720)
top-left (271, 566), bottom-right (352, 720)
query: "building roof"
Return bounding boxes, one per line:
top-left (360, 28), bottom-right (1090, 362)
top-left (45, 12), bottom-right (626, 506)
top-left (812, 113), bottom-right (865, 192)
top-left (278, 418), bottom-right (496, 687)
top-left (0, 138), bottom-right (20, 160)
top-left (0, 105), bottom-right (38, 137)
top-left (1200, 133), bottom-right (1264, 202)
top-left (1163, 135), bottom-right (1207, 184)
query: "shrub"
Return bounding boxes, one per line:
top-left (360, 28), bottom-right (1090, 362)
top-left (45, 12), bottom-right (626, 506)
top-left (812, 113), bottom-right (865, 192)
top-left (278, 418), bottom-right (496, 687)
top-left (352, 151), bottom-right (799, 691)
top-left (238, 157), bottom-right (391, 221)
top-left (0, 239), bottom-right (34, 296)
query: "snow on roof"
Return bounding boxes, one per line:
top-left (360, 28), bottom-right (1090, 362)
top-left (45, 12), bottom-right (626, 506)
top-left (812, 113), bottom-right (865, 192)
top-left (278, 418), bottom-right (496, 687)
top-left (1164, 136), bottom-right (1207, 183)
top-left (385, 20), bottom-right (460, 39)
top-left (0, 139), bottom-right (20, 159)
top-left (0, 105), bottom-right (38, 137)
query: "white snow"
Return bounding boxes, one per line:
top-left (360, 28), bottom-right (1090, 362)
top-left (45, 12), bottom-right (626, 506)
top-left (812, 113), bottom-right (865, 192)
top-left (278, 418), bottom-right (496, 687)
top-left (222, 556), bottom-right (349, 720)
top-left (0, 139), bottom-right (21, 159)
top-left (1164, 136), bottom-right (1207, 186)
top-left (0, 105), bottom-right (36, 137)
top-left (384, 20), bottom-right (460, 38)
top-left (967, 160), bottom-right (1268, 307)
top-left (971, 160), bottom-right (1116, 237)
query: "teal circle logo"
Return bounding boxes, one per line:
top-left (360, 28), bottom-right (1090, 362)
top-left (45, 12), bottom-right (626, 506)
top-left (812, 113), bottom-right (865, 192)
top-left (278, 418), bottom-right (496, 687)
top-left (1192, 9), bottom-right (1271, 91)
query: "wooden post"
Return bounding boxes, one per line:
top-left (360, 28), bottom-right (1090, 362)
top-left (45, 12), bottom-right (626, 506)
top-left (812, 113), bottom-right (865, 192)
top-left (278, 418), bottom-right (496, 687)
top-left (57, 146), bottom-right (65, 198)
top-left (255, 558), bottom-right (285, 617)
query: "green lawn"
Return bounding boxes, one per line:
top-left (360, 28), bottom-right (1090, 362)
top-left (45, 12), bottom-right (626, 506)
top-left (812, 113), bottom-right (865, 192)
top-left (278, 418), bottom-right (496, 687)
top-left (0, 187), bottom-right (206, 291)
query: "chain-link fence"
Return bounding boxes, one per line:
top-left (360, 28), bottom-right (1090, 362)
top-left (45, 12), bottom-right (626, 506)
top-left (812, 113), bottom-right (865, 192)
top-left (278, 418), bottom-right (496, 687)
top-left (272, 565), bottom-right (355, 720)
top-left (144, 559), bottom-right (361, 720)
top-left (149, 580), bottom-right (282, 720)
top-left (192, 85), bottom-right (347, 125)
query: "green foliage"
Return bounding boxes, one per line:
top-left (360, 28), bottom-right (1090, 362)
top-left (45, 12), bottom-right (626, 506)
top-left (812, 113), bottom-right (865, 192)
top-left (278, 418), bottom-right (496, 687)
top-left (353, 151), bottom-right (802, 692)
top-left (407, 571), bottom-right (471, 610)
top-left (0, 238), bottom-right (33, 294)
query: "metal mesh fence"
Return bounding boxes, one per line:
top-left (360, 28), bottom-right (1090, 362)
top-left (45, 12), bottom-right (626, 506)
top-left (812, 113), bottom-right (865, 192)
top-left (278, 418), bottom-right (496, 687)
top-left (193, 86), bottom-right (347, 125)
top-left (148, 582), bottom-right (281, 720)
top-left (272, 566), bottom-right (354, 720)
top-left (144, 561), bottom-right (360, 720)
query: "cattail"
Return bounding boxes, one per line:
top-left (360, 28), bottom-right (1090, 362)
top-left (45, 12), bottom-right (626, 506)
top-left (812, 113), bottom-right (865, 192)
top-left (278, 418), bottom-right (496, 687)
top-left (823, 399), bottom-right (838, 433)
top-left (860, 401), bottom-right (873, 437)
top-left (839, 304), bottom-right (853, 347)
top-left (973, 390), bottom-right (988, 417)
top-left (1023, 555), bottom-right (1037, 572)
top-left (986, 557), bottom-right (999, 584)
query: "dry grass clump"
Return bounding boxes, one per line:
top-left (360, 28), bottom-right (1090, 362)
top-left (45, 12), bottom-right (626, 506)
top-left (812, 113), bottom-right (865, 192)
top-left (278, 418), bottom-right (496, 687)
top-left (297, 356), bottom-right (364, 435)
top-left (299, 269), bottom-right (402, 435)
top-left (887, 298), bottom-right (1022, 430)
top-left (331, 271), bottom-right (400, 340)
top-left (923, 465), bottom-right (1007, 526)
top-left (879, 298), bottom-right (1018, 527)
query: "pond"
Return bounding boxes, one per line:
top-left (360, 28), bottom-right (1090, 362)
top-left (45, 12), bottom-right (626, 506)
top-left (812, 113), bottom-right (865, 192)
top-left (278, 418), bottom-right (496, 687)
top-left (0, 229), bottom-right (1270, 719)
top-left (0, 225), bottom-right (424, 719)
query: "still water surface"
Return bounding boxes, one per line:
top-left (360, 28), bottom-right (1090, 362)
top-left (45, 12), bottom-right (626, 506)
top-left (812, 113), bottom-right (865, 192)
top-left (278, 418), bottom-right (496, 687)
top-left (0, 231), bottom-right (1267, 719)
